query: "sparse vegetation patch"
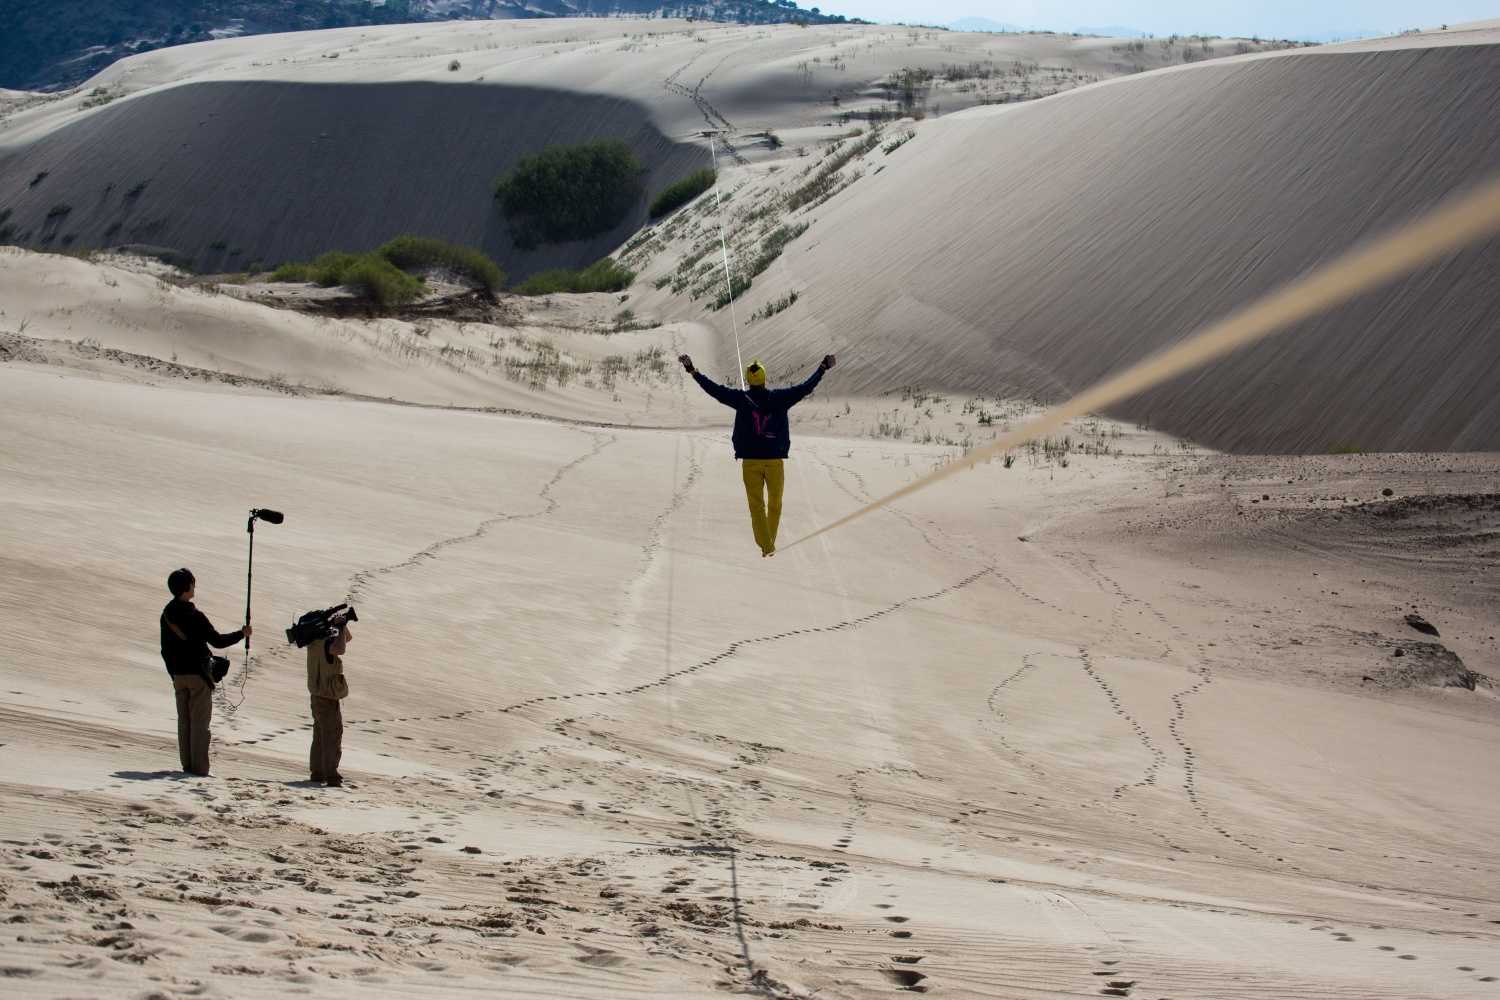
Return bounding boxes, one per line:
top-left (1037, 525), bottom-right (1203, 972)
top-left (377, 235), bottom-right (504, 294)
top-left (749, 290), bottom-right (798, 322)
top-left (270, 237), bottom-right (502, 304)
top-left (271, 250), bottom-right (423, 308)
top-left (785, 130), bottom-right (881, 212)
top-left (514, 257), bottom-right (635, 296)
top-left (650, 169), bottom-right (716, 219)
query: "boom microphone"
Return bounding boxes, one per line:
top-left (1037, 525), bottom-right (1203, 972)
top-left (243, 507), bottom-right (285, 684)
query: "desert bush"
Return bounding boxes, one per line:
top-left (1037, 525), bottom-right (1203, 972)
top-left (514, 257), bottom-right (635, 295)
top-left (271, 250), bottom-right (423, 307)
top-left (342, 255), bottom-right (423, 307)
top-left (271, 237), bottom-right (501, 302)
top-left (883, 130), bottom-right (915, 154)
top-left (448, 59), bottom-right (461, 71)
top-left (746, 222), bottom-right (809, 279)
top-left (494, 140), bottom-right (644, 248)
top-left (749, 290), bottom-right (798, 322)
top-left (709, 273), bottom-right (752, 311)
top-left (270, 261), bottom-right (312, 282)
top-left (649, 169), bottom-right (716, 219)
top-left (377, 235), bottom-right (504, 293)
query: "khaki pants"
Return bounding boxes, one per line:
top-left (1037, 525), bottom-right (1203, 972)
top-left (741, 458), bottom-right (785, 555)
top-left (310, 695), bottom-right (343, 781)
top-left (172, 674), bottom-right (213, 775)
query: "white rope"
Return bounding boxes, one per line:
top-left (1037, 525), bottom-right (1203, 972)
top-left (707, 134), bottom-right (747, 390)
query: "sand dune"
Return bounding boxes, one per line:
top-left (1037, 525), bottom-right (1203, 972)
top-left (0, 81), bottom-right (706, 281)
top-left (0, 19), bottom-right (1289, 279)
top-left (1, 17), bottom-right (1499, 1000)
top-left (669, 40), bottom-right (1500, 454)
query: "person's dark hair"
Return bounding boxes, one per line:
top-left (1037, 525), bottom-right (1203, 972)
top-left (167, 567), bottom-right (195, 598)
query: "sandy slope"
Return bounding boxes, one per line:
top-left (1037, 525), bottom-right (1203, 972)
top-left (630, 38), bottom-right (1500, 454)
top-left (0, 80), bottom-right (707, 281)
top-left (1, 285), bottom-right (1498, 997)
top-left (0, 245), bottom-right (723, 423)
top-left (0, 19), bottom-right (1291, 279)
top-left (0, 20), bottom-right (1251, 149)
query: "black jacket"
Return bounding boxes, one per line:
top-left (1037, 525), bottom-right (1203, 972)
top-left (160, 599), bottom-right (243, 678)
top-left (692, 366), bottom-right (825, 460)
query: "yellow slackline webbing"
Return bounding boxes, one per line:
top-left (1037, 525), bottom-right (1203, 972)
top-left (779, 174), bottom-right (1500, 554)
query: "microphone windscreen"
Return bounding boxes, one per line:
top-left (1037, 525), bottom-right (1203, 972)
top-left (256, 509), bottom-right (285, 524)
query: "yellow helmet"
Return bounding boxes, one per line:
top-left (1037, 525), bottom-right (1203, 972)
top-left (745, 360), bottom-right (766, 387)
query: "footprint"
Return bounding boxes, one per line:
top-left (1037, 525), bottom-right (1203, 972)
top-left (880, 968), bottom-right (928, 992)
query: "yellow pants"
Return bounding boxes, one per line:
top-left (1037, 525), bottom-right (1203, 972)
top-left (741, 459), bottom-right (785, 555)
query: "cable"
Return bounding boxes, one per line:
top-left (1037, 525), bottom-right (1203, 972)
top-left (778, 173), bottom-right (1500, 554)
top-left (708, 133), bottom-right (748, 389)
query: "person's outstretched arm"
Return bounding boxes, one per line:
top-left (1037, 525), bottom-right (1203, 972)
top-left (778, 354), bottom-right (836, 407)
top-left (189, 607), bottom-right (247, 648)
top-left (679, 354), bottom-right (743, 408)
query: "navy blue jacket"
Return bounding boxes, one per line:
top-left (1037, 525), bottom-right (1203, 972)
top-left (692, 367), bottom-right (825, 459)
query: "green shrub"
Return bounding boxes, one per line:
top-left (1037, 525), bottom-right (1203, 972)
top-left (270, 250), bottom-right (422, 307)
top-left (270, 261), bottom-right (313, 282)
top-left (341, 255), bottom-right (423, 307)
top-left (649, 169), bottom-right (716, 219)
top-left (377, 235), bottom-right (504, 293)
top-left (494, 140), bottom-right (644, 248)
top-left (515, 257), bottom-right (636, 295)
top-left (307, 251), bottom-right (362, 285)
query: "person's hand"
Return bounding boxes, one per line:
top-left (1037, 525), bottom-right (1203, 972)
top-left (678, 354), bottom-right (695, 373)
top-left (242, 624), bottom-right (253, 639)
top-left (820, 354), bottom-right (836, 371)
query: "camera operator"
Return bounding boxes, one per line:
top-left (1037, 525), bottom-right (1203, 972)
top-left (159, 568), bottom-right (248, 777)
top-left (307, 617), bottom-right (352, 787)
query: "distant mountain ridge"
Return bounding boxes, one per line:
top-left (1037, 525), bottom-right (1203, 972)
top-left (946, 16), bottom-right (1025, 33)
top-left (2, 0), bottom-right (855, 91)
top-left (947, 17), bottom-right (1150, 37)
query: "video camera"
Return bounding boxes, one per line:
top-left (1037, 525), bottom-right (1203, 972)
top-left (286, 603), bottom-right (358, 648)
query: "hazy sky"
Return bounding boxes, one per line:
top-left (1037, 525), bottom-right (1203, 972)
top-left (823, 1), bottom-right (1497, 39)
